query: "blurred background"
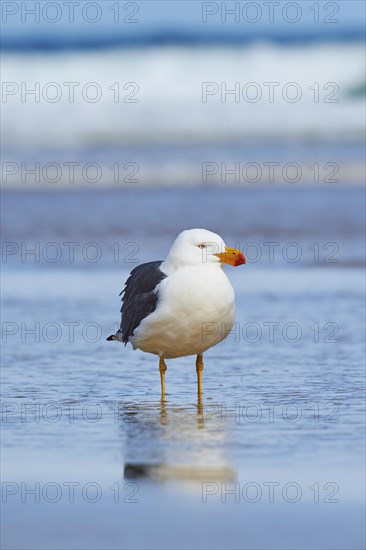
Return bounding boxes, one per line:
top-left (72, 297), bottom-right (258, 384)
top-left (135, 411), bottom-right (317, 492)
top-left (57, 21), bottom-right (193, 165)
top-left (1, 1), bottom-right (365, 549)
top-left (1, 0), bottom-right (365, 187)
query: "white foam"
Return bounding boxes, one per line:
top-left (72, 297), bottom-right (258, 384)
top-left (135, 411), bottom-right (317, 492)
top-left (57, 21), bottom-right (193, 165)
top-left (2, 43), bottom-right (365, 148)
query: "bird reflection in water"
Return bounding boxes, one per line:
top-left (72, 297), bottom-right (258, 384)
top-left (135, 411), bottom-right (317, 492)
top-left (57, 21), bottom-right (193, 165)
top-left (118, 397), bottom-right (236, 482)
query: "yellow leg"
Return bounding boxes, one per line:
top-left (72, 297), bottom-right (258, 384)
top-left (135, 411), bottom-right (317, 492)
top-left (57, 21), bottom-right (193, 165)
top-left (197, 394), bottom-right (203, 424)
top-left (159, 356), bottom-right (167, 398)
top-left (196, 354), bottom-right (204, 397)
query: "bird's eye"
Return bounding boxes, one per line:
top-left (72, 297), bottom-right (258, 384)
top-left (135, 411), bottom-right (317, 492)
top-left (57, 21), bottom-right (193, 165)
top-left (198, 244), bottom-right (206, 249)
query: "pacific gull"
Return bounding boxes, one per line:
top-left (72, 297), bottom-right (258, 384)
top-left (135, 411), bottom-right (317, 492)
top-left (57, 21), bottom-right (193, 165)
top-left (107, 228), bottom-right (246, 397)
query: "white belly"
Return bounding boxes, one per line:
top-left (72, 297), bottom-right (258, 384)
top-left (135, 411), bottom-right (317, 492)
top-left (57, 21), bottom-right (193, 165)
top-left (130, 266), bottom-right (236, 358)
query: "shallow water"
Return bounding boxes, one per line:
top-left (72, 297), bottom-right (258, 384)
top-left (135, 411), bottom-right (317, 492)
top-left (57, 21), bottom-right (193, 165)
top-left (1, 187), bottom-right (365, 549)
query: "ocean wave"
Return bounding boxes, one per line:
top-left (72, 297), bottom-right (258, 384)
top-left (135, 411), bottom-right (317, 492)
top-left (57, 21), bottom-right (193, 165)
top-left (2, 43), bottom-right (365, 149)
top-left (2, 0), bottom-right (365, 52)
top-left (3, 29), bottom-right (365, 53)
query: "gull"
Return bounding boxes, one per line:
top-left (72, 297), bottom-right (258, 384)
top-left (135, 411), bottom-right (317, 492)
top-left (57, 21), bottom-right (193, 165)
top-left (107, 228), bottom-right (246, 397)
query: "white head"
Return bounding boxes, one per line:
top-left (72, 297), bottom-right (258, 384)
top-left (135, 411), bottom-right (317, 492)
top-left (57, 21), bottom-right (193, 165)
top-left (161, 228), bottom-right (246, 272)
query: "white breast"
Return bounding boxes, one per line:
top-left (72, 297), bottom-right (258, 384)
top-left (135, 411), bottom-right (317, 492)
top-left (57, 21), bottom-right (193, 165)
top-left (130, 266), bottom-right (236, 359)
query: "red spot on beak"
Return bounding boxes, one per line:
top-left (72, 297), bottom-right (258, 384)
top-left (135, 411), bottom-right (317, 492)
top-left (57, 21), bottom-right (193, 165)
top-left (235, 252), bottom-right (246, 266)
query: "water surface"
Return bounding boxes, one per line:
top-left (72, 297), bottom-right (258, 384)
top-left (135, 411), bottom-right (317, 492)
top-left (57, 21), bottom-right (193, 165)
top-left (1, 187), bottom-right (365, 549)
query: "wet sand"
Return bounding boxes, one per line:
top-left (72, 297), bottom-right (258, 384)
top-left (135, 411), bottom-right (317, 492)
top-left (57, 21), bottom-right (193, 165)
top-left (1, 186), bottom-right (365, 549)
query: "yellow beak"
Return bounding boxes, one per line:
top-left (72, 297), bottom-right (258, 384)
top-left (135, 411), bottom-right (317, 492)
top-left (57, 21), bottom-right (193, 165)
top-left (215, 247), bottom-right (246, 266)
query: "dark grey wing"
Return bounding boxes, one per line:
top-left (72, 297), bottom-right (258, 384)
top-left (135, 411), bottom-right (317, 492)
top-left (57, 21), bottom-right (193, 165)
top-left (107, 261), bottom-right (166, 345)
